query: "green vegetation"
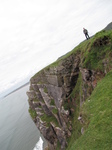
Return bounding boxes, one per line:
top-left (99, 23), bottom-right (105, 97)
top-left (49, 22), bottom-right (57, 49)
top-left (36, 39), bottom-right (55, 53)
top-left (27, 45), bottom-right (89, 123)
top-left (33, 98), bottom-right (39, 102)
top-left (40, 113), bottom-right (59, 127)
top-left (64, 30), bottom-right (112, 149)
top-left (29, 108), bottom-right (37, 119)
top-left (44, 87), bottom-right (48, 93)
top-left (50, 99), bottom-right (55, 106)
top-left (66, 30), bottom-right (112, 150)
top-left (56, 141), bottom-right (61, 150)
top-left (83, 31), bottom-right (112, 70)
top-left (66, 73), bottom-right (82, 149)
top-left (68, 70), bottom-right (112, 150)
top-left (52, 107), bottom-right (58, 114)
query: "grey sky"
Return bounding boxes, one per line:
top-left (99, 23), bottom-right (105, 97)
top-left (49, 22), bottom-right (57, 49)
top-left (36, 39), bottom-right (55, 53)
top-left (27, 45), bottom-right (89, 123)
top-left (0, 0), bottom-right (112, 97)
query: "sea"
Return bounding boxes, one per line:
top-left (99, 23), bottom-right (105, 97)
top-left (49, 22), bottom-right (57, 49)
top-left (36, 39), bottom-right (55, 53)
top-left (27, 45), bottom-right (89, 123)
top-left (0, 84), bottom-right (46, 150)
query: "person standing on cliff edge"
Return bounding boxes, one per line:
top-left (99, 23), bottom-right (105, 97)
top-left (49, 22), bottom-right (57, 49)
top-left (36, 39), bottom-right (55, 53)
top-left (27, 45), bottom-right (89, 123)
top-left (83, 28), bottom-right (90, 40)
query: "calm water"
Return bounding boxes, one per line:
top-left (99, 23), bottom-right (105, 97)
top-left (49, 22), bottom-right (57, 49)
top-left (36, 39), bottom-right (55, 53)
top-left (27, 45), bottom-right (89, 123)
top-left (0, 85), bottom-right (42, 150)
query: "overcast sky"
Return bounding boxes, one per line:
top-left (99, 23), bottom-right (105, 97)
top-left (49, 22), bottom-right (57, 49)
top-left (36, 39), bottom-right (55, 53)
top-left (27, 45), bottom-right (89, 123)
top-left (0, 0), bottom-right (112, 97)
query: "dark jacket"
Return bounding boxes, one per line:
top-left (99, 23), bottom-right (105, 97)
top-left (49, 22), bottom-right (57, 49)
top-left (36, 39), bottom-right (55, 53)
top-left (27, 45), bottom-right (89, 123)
top-left (83, 28), bottom-right (88, 34)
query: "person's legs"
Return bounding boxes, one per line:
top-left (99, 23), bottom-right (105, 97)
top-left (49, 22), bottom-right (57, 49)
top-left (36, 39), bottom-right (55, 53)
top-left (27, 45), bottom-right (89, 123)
top-left (85, 34), bottom-right (90, 40)
top-left (85, 34), bottom-right (88, 40)
top-left (87, 34), bottom-right (90, 39)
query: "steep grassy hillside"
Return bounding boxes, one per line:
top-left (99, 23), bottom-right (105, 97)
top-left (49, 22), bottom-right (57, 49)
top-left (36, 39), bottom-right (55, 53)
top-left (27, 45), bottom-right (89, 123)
top-left (66, 30), bottom-right (112, 149)
top-left (66, 30), bottom-right (112, 150)
top-left (67, 70), bottom-right (112, 150)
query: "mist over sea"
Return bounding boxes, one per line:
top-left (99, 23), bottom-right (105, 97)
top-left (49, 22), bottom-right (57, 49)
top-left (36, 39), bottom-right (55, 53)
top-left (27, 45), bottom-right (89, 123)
top-left (0, 85), bottom-right (44, 150)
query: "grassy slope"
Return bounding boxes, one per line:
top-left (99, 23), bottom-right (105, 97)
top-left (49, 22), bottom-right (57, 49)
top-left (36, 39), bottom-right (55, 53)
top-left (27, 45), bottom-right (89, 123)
top-left (66, 30), bottom-right (112, 150)
top-left (66, 73), bottom-right (82, 150)
top-left (69, 70), bottom-right (112, 150)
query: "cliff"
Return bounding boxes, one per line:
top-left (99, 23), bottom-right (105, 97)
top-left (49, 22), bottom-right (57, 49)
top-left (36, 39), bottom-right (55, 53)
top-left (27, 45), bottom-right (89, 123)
top-left (27, 27), bottom-right (112, 150)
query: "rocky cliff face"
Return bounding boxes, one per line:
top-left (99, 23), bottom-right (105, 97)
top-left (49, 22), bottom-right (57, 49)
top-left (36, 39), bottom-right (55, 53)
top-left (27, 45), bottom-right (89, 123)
top-left (27, 29), bottom-right (112, 150)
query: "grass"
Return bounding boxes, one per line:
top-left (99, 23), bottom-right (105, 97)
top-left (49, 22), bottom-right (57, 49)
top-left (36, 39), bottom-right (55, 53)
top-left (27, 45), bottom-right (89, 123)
top-left (52, 108), bottom-right (58, 114)
top-left (69, 70), bottom-right (112, 150)
top-left (40, 113), bottom-right (59, 127)
top-left (66, 30), bottom-right (112, 150)
top-left (66, 73), bottom-right (82, 150)
top-left (82, 30), bottom-right (112, 70)
top-left (33, 98), bottom-right (39, 102)
top-left (44, 87), bottom-right (48, 93)
top-left (50, 99), bottom-right (55, 106)
top-left (61, 30), bottom-right (112, 72)
top-left (29, 108), bottom-right (37, 119)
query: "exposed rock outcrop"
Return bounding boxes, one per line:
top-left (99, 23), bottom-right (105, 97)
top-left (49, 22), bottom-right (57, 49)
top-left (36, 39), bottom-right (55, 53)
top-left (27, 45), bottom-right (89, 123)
top-left (27, 54), bottom-right (81, 149)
